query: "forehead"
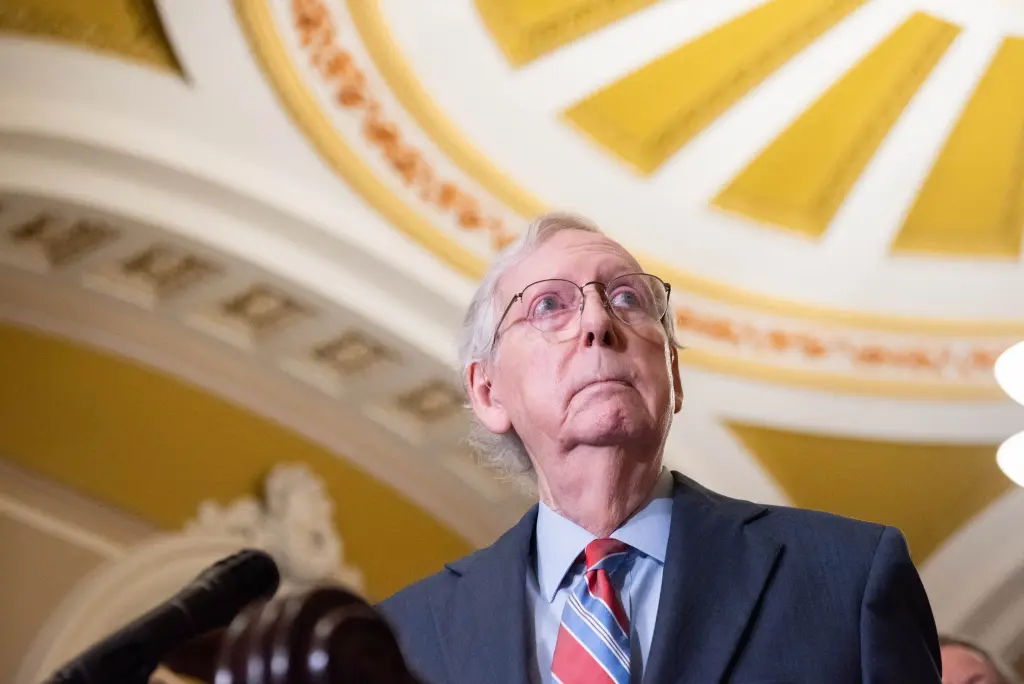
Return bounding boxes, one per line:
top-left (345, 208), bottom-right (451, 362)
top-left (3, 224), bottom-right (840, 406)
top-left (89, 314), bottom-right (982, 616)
top-left (501, 229), bottom-right (641, 293)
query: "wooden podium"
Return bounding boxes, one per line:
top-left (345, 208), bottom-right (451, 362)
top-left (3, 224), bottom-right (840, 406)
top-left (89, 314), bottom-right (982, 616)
top-left (163, 585), bottom-right (422, 684)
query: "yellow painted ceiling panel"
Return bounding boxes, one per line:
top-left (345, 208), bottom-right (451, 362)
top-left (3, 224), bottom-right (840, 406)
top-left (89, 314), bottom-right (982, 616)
top-left (563, 0), bottom-right (869, 174)
top-left (0, 324), bottom-right (471, 600)
top-left (475, 0), bottom-right (661, 67)
top-left (729, 421), bottom-right (1011, 563)
top-left (714, 13), bottom-right (958, 238)
top-left (0, 0), bottom-right (182, 74)
top-left (894, 37), bottom-right (1024, 259)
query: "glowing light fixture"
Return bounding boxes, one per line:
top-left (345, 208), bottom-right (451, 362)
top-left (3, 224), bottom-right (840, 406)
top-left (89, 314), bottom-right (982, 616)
top-left (995, 341), bottom-right (1024, 406)
top-left (995, 341), bottom-right (1024, 487)
top-left (997, 431), bottom-right (1024, 488)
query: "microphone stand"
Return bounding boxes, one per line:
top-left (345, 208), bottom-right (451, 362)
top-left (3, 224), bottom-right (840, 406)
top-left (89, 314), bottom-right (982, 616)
top-left (159, 628), bottom-right (227, 683)
top-left (51, 576), bottom-right (420, 684)
top-left (121, 666), bottom-right (161, 684)
top-left (41, 550), bottom-right (279, 684)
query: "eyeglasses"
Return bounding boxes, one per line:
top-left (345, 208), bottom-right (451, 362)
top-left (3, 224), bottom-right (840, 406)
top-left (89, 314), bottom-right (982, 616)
top-left (492, 273), bottom-right (671, 346)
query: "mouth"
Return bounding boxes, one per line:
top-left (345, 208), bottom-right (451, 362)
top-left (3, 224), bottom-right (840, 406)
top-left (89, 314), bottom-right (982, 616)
top-left (565, 376), bottom-right (636, 413)
top-left (576, 378), bottom-right (633, 395)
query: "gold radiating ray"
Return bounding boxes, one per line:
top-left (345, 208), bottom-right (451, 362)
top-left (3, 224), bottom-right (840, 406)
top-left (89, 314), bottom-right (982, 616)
top-left (562, 0), bottom-right (869, 174)
top-left (474, 0), bottom-right (661, 67)
top-left (713, 12), bottom-right (959, 239)
top-left (0, 0), bottom-right (182, 74)
top-left (893, 37), bottom-right (1024, 259)
top-left (728, 422), bottom-right (1011, 563)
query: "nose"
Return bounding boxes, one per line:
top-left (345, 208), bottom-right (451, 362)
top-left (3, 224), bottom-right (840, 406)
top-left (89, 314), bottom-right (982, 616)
top-left (578, 286), bottom-right (621, 348)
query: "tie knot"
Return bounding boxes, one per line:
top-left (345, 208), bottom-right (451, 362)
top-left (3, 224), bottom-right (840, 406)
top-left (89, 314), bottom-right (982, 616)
top-left (584, 538), bottom-right (631, 573)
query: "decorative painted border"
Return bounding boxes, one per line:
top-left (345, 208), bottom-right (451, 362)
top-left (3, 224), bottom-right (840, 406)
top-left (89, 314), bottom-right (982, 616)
top-left (287, 0), bottom-right (518, 253)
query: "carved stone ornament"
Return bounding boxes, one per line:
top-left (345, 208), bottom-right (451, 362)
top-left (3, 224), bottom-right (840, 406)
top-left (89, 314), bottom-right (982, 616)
top-left (184, 463), bottom-right (364, 595)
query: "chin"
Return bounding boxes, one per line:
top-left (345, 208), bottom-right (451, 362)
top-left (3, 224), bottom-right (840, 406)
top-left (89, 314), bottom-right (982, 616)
top-left (569, 405), bottom-right (651, 446)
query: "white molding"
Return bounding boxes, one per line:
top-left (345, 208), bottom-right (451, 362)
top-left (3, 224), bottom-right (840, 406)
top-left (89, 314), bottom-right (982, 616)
top-left (0, 137), bottom-right (467, 367)
top-left (0, 9), bottom-right (481, 304)
top-left (15, 463), bottom-right (369, 684)
top-left (0, 458), bottom-right (157, 549)
top-left (185, 463), bottom-right (365, 595)
top-left (0, 266), bottom-right (518, 548)
top-left (0, 493), bottom-right (125, 560)
top-left (921, 488), bottom-right (1024, 632)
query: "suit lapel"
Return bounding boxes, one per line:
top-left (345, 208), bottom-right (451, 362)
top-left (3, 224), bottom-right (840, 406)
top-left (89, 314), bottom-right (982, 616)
top-left (437, 505), bottom-right (536, 684)
top-left (645, 473), bottom-right (783, 684)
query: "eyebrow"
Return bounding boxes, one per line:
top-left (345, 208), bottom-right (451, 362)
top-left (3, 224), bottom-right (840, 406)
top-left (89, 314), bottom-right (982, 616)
top-left (545, 265), bottom-right (642, 285)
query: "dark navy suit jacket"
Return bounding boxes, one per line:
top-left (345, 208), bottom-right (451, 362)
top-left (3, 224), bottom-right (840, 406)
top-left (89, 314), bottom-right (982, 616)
top-left (379, 472), bottom-right (941, 683)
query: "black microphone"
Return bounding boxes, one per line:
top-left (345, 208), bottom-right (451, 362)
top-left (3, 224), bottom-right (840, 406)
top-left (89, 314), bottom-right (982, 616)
top-left (43, 548), bottom-right (280, 684)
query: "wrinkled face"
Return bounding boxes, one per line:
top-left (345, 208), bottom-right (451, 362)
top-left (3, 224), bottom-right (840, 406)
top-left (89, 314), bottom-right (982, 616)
top-left (467, 230), bottom-right (682, 465)
top-left (941, 645), bottom-right (1003, 684)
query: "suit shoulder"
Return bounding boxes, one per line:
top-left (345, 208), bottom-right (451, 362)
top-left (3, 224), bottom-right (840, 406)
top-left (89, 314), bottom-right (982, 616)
top-left (683, 474), bottom-right (887, 553)
top-left (674, 472), bottom-right (891, 562)
top-left (761, 502), bottom-right (885, 534)
top-left (378, 504), bottom-right (538, 620)
top-left (763, 501), bottom-right (884, 535)
top-left (377, 562), bottom-right (458, 622)
top-left (375, 560), bottom-right (471, 683)
top-left (753, 501), bottom-right (892, 566)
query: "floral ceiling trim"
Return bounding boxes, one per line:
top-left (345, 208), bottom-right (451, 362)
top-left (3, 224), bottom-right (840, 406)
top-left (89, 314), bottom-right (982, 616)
top-left (292, 0), bottom-right (517, 252)
top-left (674, 307), bottom-right (1006, 382)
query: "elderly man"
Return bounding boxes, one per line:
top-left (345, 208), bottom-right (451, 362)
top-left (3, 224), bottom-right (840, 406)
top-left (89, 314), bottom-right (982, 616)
top-left (380, 213), bottom-right (941, 683)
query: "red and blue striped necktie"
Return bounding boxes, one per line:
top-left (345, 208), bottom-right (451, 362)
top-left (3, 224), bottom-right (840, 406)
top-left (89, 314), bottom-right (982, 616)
top-left (550, 538), bottom-right (632, 684)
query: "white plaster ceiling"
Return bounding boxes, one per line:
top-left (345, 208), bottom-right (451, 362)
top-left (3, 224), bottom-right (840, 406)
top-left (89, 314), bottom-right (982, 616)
top-left (379, 0), bottom-right (1024, 318)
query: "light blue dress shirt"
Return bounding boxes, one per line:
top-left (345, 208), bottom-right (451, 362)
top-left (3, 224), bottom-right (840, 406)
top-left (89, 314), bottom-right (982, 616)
top-left (527, 468), bottom-right (674, 684)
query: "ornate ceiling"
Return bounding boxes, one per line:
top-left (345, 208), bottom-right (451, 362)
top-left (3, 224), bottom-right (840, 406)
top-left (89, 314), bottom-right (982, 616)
top-left (1, 0), bottom-right (1024, 668)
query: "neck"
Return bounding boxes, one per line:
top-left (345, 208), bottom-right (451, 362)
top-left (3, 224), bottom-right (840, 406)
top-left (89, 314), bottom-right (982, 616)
top-left (535, 445), bottom-right (663, 537)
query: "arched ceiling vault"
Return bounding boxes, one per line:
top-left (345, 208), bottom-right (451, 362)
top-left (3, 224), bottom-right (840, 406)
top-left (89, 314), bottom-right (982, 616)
top-left (0, 322), bottom-right (471, 601)
top-left (2, 0), bottom-right (1024, 667)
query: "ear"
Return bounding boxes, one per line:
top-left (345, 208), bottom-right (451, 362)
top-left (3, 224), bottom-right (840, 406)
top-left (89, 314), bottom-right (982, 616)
top-left (465, 360), bottom-right (513, 434)
top-left (670, 346), bottom-right (684, 413)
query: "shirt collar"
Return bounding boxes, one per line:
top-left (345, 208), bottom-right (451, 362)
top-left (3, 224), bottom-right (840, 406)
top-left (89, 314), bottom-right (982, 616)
top-left (535, 468), bottom-right (674, 603)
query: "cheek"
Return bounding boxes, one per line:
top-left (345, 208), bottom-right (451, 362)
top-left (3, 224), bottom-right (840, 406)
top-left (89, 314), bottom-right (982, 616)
top-left (499, 344), bottom-right (565, 410)
top-left (637, 348), bottom-right (673, 401)
top-left (521, 356), bottom-right (569, 405)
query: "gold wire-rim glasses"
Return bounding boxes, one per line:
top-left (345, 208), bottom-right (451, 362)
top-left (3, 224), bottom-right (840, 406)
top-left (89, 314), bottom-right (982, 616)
top-left (491, 273), bottom-right (672, 348)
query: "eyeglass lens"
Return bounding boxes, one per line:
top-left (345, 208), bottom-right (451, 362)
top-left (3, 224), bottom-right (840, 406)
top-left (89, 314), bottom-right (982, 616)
top-left (519, 274), bottom-right (667, 332)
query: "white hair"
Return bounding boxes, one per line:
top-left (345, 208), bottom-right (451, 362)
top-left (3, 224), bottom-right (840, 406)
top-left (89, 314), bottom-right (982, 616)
top-left (458, 211), bottom-right (680, 479)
